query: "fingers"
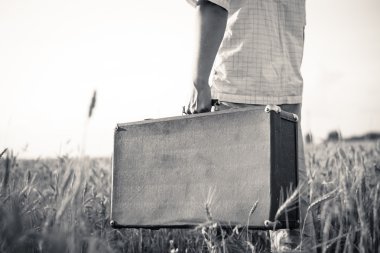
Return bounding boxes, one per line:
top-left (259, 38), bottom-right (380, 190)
top-left (186, 100), bottom-right (212, 114)
top-left (197, 105), bottom-right (212, 113)
top-left (186, 82), bottom-right (212, 114)
top-left (186, 102), bottom-right (192, 115)
top-left (187, 106), bottom-right (211, 114)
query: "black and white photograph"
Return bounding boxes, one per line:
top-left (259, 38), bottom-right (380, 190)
top-left (1, 0), bottom-right (379, 252)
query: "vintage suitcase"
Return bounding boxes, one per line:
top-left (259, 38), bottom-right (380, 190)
top-left (111, 105), bottom-right (299, 230)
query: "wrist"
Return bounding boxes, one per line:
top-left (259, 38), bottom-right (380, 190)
top-left (192, 77), bottom-right (210, 89)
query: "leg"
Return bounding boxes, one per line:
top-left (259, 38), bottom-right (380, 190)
top-left (275, 104), bottom-right (316, 252)
top-left (215, 102), bottom-right (316, 252)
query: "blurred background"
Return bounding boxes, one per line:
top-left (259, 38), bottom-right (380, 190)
top-left (1, 0), bottom-right (379, 158)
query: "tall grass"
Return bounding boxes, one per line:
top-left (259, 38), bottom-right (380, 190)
top-left (0, 141), bottom-right (379, 252)
top-left (306, 141), bottom-right (380, 253)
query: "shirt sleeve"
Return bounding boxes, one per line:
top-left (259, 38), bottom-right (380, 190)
top-left (185, 0), bottom-right (230, 12)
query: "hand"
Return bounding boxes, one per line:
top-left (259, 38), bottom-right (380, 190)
top-left (186, 82), bottom-right (212, 114)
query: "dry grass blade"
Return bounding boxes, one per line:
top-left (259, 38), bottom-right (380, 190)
top-left (313, 229), bottom-right (360, 251)
top-left (373, 183), bottom-right (379, 248)
top-left (301, 188), bottom-right (341, 244)
top-left (61, 169), bottom-right (75, 196)
top-left (1, 150), bottom-right (11, 192)
top-left (334, 211), bottom-right (344, 253)
top-left (322, 213), bottom-right (332, 253)
top-left (274, 183), bottom-right (303, 221)
top-left (307, 188), bottom-right (340, 213)
top-left (205, 186), bottom-right (217, 221)
top-left (205, 202), bottom-right (212, 221)
top-left (194, 220), bottom-right (216, 231)
top-left (88, 90), bottom-right (97, 118)
top-left (248, 200), bottom-right (259, 218)
top-left (246, 241), bottom-right (256, 253)
top-left (0, 148), bottom-right (7, 159)
top-left (246, 200), bottom-right (259, 231)
top-left (246, 200), bottom-right (259, 250)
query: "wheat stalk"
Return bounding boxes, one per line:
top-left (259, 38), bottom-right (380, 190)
top-left (0, 148), bottom-right (7, 159)
top-left (307, 188), bottom-right (340, 213)
top-left (88, 90), bottom-right (97, 118)
top-left (248, 200), bottom-right (259, 219)
top-left (246, 200), bottom-right (259, 250)
top-left (300, 187), bottom-right (341, 249)
top-left (274, 183), bottom-right (304, 221)
top-left (1, 150), bottom-right (11, 193)
top-left (205, 186), bottom-right (217, 221)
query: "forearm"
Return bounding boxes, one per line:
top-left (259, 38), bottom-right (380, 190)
top-left (192, 0), bottom-right (228, 87)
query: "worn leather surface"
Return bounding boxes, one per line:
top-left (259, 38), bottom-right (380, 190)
top-left (111, 108), bottom-right (276, 228)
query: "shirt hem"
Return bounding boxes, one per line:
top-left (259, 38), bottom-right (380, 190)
top-left (207, 0), bottom-right (230, 11)
top-left (212, 93), bottom-right (303, 105)
top-left (185, 0), bottom-right (230, 11)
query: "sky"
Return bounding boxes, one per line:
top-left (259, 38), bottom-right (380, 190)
top-left (0, 0), bottom-right (379, 158)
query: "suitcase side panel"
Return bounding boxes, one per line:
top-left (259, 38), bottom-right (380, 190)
top-left (269, 112), bottom-right (299, 229)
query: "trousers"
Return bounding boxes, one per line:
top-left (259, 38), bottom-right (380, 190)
top-left (215, 102), bottom-right (316, 252)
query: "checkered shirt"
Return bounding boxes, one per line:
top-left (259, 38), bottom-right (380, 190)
top-left (187, 0), bottom-right (306, 105)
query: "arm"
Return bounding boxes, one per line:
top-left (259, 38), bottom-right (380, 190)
top-left (187, 0), bottom-right (228, 114)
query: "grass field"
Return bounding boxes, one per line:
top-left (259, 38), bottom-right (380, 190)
top-left (1, 141), bottom-right (379, 253)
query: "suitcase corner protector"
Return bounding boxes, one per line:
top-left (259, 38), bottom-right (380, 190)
top-left (264, 220), bottom-right (282, 229)
top-left (115, 125), bottom-right (126, 133)
top-left (264, 105), bottom-right (281, 114)
top-left (110, 219), bottom-right (118, 228)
